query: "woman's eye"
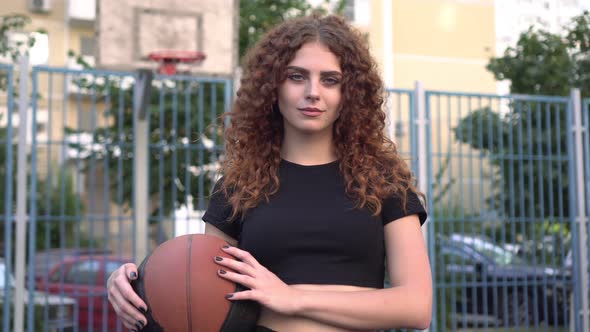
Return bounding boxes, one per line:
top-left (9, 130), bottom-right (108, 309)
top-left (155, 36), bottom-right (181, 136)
top-left (323, 77), bottom-right (340, 85)
top-left (289, 73), bottom-right (305, 81)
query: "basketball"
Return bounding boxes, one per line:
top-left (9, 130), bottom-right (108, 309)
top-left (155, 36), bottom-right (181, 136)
top-left (131, 234), bottom-right (260, 332)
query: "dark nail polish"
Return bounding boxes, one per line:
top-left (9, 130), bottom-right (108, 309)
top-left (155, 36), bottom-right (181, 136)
top-left (222, 245), bottom-right (230, 249)
top-left (140, 306), bottom-right (147, 313)
top-left (215, 256), bottom-right (223, 261)
top-left (130, 272), bottom-right (137, 279)
top-left (219, 269), bottom-right (227, 275)
top-left (226, 293), bottom-right (233, 299)
top-left (135, 322), bottom-right (143, 330)
top-left (130, 329), bottom-right (137, 332)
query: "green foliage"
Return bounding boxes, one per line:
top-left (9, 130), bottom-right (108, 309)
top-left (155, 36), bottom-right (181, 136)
top-left (453, 104), bottom-right (570, 220)
top-left (34, 169), bottom-right (88, 250)
top-left (0, 14), bottom-right (36, 62)
top-left (517, 219), bottom-right (571, 266)
top-left (239, 0), bottom-right (349, 60)
top-left (0, 13), bottom-right (40, 94)
top-left (486, 11), bottom-right (589, 97)
top-left (487, 28), bottom-right (573, 96)
top-left (6, 303), bottom-right (48, 332)
top-left (0, 120), bottom-right (86, 258)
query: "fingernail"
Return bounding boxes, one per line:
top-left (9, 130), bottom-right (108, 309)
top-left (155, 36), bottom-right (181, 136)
top-left (130, 272), bottom-right (137, 279)
top-left (226, 293), bottom-right (233, 299)
top-left (130, 329), bottom-right (137, 332)
top-left (140, 306), bottom-right (147, 313)
top-left (135, 321), bottom-right (143, 330)
top-left (222, 245), bottom-right (230, 249)
top-left (219, 269), bottom-right (227, 275)
top-left (215, 256), bottom-right (223, 261)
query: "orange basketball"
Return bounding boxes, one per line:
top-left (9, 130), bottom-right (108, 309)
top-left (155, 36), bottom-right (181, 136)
top-left (131, 234), bottom-right (260, 331)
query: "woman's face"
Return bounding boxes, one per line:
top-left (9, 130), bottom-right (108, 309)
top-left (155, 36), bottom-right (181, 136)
top-left (277, 42), bottom-right (343, 137)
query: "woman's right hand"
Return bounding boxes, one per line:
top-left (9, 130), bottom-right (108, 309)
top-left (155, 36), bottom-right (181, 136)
top-left (107, 263), bottom-right (148, 331)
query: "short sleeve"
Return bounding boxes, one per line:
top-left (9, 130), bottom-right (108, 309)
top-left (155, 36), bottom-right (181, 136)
top-left (381, 191), bottom-right (427, 226)
top-left (202, 177), bottom-right (242, 240)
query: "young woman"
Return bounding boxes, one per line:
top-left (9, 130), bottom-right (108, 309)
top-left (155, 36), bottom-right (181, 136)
top-left (107, 14), bottom-right (432, 332)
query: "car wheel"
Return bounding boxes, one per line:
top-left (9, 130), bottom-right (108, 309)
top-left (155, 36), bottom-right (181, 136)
top-left (499, 290), bottom-right (536, 327)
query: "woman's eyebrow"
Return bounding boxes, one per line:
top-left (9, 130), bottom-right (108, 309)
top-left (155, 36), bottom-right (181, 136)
top-left (286, 66), bottom-right (342, 76)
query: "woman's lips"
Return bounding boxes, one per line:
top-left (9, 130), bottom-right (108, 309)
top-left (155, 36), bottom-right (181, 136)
top-left (298, 107), bottom-right (323, 117)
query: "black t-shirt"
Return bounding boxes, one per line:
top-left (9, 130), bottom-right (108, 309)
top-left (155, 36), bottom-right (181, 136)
top-left (203, 159), bottom-right (427, 288)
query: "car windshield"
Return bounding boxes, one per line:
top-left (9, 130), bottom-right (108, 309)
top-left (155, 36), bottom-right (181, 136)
top-left (453, 235), bottom-right (524, 266)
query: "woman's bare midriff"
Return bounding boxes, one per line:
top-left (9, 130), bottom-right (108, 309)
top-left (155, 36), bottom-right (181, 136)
top-left (256, 284), bottom-right (378, 332)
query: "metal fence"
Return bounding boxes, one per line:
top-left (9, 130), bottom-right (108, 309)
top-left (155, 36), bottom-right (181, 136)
top-left (1, 59), bottom-right (589, 332)
top-left (424, 91), bottom-right (579, 331)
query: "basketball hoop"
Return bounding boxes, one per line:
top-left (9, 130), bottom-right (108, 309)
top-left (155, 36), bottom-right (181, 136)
top-left (148, 50), bottom-right (206, 75)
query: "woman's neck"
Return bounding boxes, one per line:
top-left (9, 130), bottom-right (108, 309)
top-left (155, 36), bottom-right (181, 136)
top-left (280, 130), bottom-right (338, 166)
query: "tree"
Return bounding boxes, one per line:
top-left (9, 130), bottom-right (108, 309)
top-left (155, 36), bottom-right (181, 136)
top-left (239, 0), bottom-right (348, 59)
top-left (0, 14), bottom-right (40, 92)
top-left (453, 11), bottom-right (589, 243)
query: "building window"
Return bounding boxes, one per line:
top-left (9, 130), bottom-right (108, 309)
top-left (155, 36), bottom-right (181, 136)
top-left (80, 36), bottom-right (95, 57)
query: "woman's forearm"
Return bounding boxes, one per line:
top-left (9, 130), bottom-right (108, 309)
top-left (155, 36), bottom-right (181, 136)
top-left (293, 286), bottom-right (432, 331)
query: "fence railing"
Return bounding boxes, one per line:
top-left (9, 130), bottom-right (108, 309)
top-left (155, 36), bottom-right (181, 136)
top-left (425, 91), bottom-right (577, 331)
top-left (1, 59), bottom-right (589, 332)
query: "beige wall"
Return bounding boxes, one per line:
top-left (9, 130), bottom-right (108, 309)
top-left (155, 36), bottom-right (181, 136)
top-left (367, 0), bottom-right (498, 213)
top-left (369, 0), bottom-right (497, 92)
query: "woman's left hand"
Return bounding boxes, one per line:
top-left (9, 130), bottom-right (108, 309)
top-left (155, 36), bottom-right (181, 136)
top-left (214, 245), bottom-right (301, 315)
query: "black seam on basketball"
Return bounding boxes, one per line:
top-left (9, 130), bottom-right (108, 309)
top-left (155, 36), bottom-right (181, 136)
top-left (131, 250), bottom-right (164, 332)
top-left (187, 234), bottom-right (193, 332)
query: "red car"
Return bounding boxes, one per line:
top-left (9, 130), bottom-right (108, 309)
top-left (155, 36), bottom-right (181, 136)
top-left (36, 255), bottom-right (132, 332)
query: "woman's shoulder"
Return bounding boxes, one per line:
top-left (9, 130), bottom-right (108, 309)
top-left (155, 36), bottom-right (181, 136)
top-left (382, 189), bottom-right (427, 226)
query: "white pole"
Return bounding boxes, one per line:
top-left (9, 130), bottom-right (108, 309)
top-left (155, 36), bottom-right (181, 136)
top-left (382, 0), bottom-right (395, 141)
top-left (14, 55), bottom-right (29, 332)
top-left (382, 0), bottom-right (393, 88)
top-left (415, 80), bottom-right (430, 332)
top-left (133, 72), bottom-right (151, 263)
top-left (415, 81), bottom-right (427, 239)
top-left (571, 88), bottom-right (589, 332)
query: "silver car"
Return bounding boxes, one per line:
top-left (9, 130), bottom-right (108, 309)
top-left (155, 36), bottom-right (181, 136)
top-left (0, 258), bottom-right (76, 332)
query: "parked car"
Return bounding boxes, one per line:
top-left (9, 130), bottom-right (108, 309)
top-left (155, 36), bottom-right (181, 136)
top-left (437, 233), bottom-right (571, 327)
top-left (31, 248), bottom-right (113, 283)
top-left (0, 258), bottom-right (76, 332)
top-left (36, 254), bottom-right (131, 332)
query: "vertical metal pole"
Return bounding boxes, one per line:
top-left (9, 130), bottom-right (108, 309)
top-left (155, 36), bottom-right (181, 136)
top-left (14, 55), bottom-right (29, 332)
top-left (414, 80), bottom-right (431, 331)
top-left (415, 81), bottom-right (428, 236)
top-left (133, 71), bottom-right (152, 262)
top-left (2, 64), bottom-right (15, 332)
top-left (571, 88), bottom-right (589, 331)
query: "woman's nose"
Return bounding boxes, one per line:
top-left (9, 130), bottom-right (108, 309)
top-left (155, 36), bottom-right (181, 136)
top-left (305, 80), bottom-right (320, 102)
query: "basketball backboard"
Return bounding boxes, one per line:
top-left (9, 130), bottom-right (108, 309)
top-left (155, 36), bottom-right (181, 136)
top-left (96, 0), bottom-right (238, 77)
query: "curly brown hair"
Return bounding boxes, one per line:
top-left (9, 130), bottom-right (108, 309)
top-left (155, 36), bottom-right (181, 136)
top-left (220, 14), bottom-right (422, 220)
